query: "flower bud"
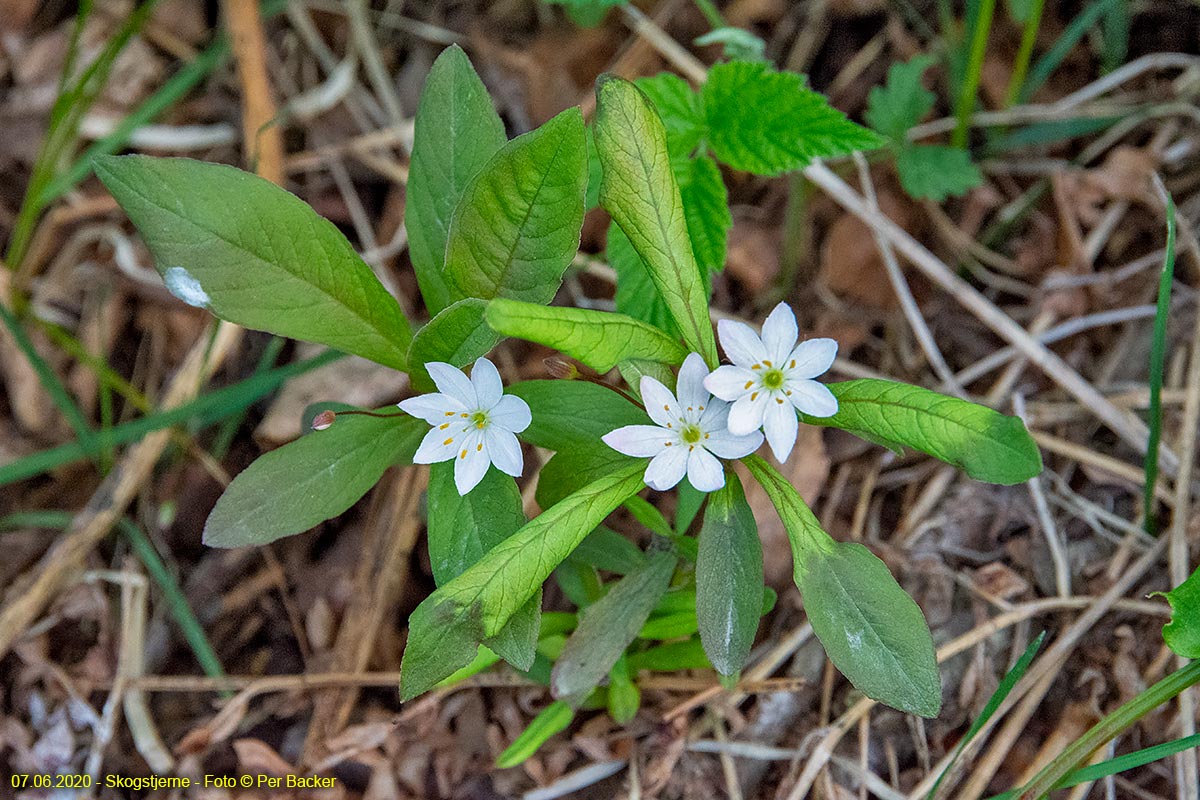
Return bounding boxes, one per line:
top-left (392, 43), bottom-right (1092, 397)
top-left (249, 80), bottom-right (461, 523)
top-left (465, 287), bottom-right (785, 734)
top-left (311, 410), bottom-right (336, 431)
top-left (544, 357), bottom-right (580, 380)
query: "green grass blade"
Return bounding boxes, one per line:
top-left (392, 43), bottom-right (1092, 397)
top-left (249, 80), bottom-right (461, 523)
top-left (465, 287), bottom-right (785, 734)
top-left (1143, 190), bottom-right (1175, 535)
top-left (1020, 0), bottom-right (1119, 102)
top-left (1055, 731), bottom-right (1200, 790)
top-left (952, 0), bottom-right (997, 148)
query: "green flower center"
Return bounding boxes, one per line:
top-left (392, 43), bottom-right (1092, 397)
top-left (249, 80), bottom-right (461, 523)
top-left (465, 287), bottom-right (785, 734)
top-left (470, 411), bottom-right (489, 429)
top-left (762, 369), bottom-right (785, 390)
top-left (681, 425), bottom-right (703, 444)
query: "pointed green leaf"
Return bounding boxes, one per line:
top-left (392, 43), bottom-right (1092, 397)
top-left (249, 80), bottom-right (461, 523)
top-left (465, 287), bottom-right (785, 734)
top-left (507, 380), bottom-right (648, 451)
top-left (594, 75), bottom-right (718, 366)
top-left (703, 61), bottom-right (884, 176)
top-left (495, 701), bottom-right (576, 768)
top-left (94, 155), bottom-right (413, 369)
top-left (895, 145), bottom-right (983, 202)
top-left (400, 463), bottom-right (646, 698)
top-left (803, 380), bottom-right (1042, 484)
top-left (204, 410), bottom-right (424, 547)
top-left (678, 154), bottom-right (732, 276)
top-left (1160, 565), bottom-right (1200, 658)
top-left (634, 72), bottom-right (706, 163)
top-left (445, 108), bottom-right (587, 304)
top-left (552, 549), bottom-right (676, 702)
top-left (485, 297), bottom-right (686, 373)
top-left (406, 45), bottom-right (506, 314)
top-left (537, 447), bottom-right (639, 510)
top-left (607, 222), bottom-right (677, 333)
top-left (697, 475), bottom-right (763, 676)
top-left (408, 298), bottom-right (500, 391)
top-left (865, 55), bottom-right (938, 144)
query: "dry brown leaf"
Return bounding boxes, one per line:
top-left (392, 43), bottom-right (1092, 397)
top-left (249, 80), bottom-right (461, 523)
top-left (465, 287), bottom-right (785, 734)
top-left (724, 219), bottom-right (780, 294)
top-left (819, 189), bottom-right (915, 309)
top-left (233, 737), bottom-right (295, 777)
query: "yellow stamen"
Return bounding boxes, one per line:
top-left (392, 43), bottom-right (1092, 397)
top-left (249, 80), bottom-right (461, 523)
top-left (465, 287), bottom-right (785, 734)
top-left (443, 437), bottom-right (454, 445)
top-left (744, 381), bottom-right (753, 390)
top-left (439, 423), bottom-right (450, 430)
top-left (460, 449), bottom-right (467, 459)
top-left (477, 443), bottom-right (483, 451)
top-left (751, 392), bottom-right (759, 401)
top-left (789, 359), bottom-right (796, 368)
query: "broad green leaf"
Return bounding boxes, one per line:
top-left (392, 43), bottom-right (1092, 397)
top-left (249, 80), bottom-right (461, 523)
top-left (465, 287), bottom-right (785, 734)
top-left (1160, 565), bottom-right (1200, 658)
top-left (617, 357), bottom-right (677, 403)
top-left (537, 447), bottom-right (638, 510)
top-left (634, 72), bottom-right (706, 163)
top-left (445, 108), bottom-right (587, 305)
top-left (486, 298), bottom-right (686, 373)
top-left (895, 145), bottom-right (983, 202)
top-left (803, 380), bottom-right (1042, 484)
top-left (571, 526), bottom-right (648, 574)
top-left (607, 222), bottom-right (677, 334)
top-left (678, 154), bottom-right (732, 277)
top-left (507, 380), bottom-right (648, 451)
top-left (703, 61), bottom-right (884, 176)
top-left (408, 298), bottom-right (500, 392)
top-left (406, 45), bottom-right (506, 314)
top-left (798, 541), bottom-right (942, 717)
top-left (865, 55), bottom-right (938, 144)
top-left (495, 701), bottom-right (576, 768)
top-left (594, 75), bottom-right (719, 367)
top-left (400, 463), bottom-right (646, 698)
top-left (552, 549), bottom-right (677, 702)
top-left (95, 155), bottom-right (413, 370)
top-left (696, 475), bottom-right (763, 676)
top-left (204, 410), bottom-right (423, 547)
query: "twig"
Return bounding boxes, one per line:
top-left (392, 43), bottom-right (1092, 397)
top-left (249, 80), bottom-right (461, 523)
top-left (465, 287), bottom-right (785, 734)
top-left (219, 0), bottom-right (285, 184)
top-left (1014, 394), bottom-right (1070, 598)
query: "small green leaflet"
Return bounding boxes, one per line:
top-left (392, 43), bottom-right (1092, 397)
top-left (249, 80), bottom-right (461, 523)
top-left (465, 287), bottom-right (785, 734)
top-left (408, 298), bottom-right (500, 392)
top-left (204, 410), bottom-right (424, 547)
top-left (678, 155), bottom-right (732, 278)
top-left (552, 549), bottom-right (677, 703)
top-left (804, 380), bottom-right (1042, 485)
top-left (896, 145), bottom-right (983, 202)
top-left (445, 108), bottom-right (587, 305)
top-left (485, 297), bottom-right (687, 373)
top-left (703, 61), bottom-right (883, 176)
top-left (865, 55), bottom-right (938, 144)
top-left (1159, 565), bottom-right (1200, 658)
top-left (633, 72), bottom-right (706, 165)
top-left (495, 701), bottom-right (575, 768)
top-left (95, 156), bottom-right (413, 370)
top-left (696, 475), bottom-right (763, 677)
top-left (400, 462), bottom-right (646, 699)
top-left (405, 45), bottom-right (506, 314)
top-left (594, 75), bottom-right (719, 367)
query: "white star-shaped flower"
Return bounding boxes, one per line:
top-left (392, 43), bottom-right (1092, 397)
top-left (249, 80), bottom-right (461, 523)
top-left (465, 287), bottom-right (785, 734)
top-left (704, 302), bottom-right (838, 462)
top-left (602, 353), bottom-right (763, 493)
top-left (399, 357), bottom-right (531, 495)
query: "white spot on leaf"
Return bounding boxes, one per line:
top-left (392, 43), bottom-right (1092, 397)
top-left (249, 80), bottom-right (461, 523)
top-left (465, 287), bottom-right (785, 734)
top-left (163, 266), bottom-right (210, 308)
top-left (847, 630), bottom-right (863, 651)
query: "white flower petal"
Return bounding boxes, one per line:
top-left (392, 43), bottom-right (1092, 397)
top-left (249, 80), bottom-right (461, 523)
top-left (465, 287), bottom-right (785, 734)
top-left (761, 303), bottom-right (799, 364)
top-left (763, 396), bottom-right (799, 462)
top-left (676, 353), bottom-right (710, 415)
top-left (704, 427), bottom-right (763, 459)
top-left (490, 394), bottom-right (532, 433)
top-left (426, 362), bottom-right (477, 406)
top-left (470, 357), bottom-right (503, 409)
top-left (640, 376), bottom-right (682, 428)
top-left (786, 338), bottom-right (838, 380)
top-left (413, 425), bottom-right (464, 464)
top-left (786, 379), bottom-right (839, 418)
top-left (716, 319), bottom-right (768, 367)
top-left (686, 447), bottom-right (725, 492)
top-left (704, 365), bottom-right (756, 402)
top-left (453, 429), bottom-right (491, 494)
top-left (603, 425), bottom-right (676, 457)
top-left (698, 398), bottom-right (731, 430)
top-left (643, 445), bottom-right (688, 491)
top-left (727, 391), bottom-right (768, 435)
top-left (398, 393), bottom-right (466, 424)
top-left (485, 427), bottom-right (524, 477)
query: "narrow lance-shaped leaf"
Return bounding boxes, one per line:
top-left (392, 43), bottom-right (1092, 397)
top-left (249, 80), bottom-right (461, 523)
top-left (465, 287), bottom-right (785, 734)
top-left (485, 298), bottom-right (687, 373)
top-left (445, 108), bottom-right (587, 305)
top-left (400, 463), bottom-right (646, 699)
top-left (495, 701), bottom-right (576, 769)
top-left (205, 410), bottom-right (424, 548)
top-left (802, 380), bottom-right (1042, 485)
top-left (408, 298), bottom-right (500, 392)
top-left (696, 474), bottom-right (763, 677)
top-left (593, 75), bottom-right (719, 367)
top-left (95, 155), bottom-right (413, 370)
top-left (406, 45), bottom-right (507, 314)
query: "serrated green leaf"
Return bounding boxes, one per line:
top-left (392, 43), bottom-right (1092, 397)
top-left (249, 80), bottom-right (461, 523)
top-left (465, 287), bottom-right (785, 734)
top-left (204, 410), bottom-right (423, 547)
top-left (408, 298), bottom-right (500, 392)
top-left (400, 463), bottom-right (646, 698)
top-left (703, 61), bottom-right (884, 176)
top-left (94, 155), bottom-right (412, 369)
top-left (495, 701), bottom-right (576, 768)
top-left (486, 297), bottom-right (686, 373)
top-left (552, 549), bottom-right (676, 702)
top-left (634, 72), bottom-right (706, 163)
top-left (507, 379), bottom-right (648, 451)
top-left (406, 45), bottom-right (506, 314)
top-left (445, 108), bottom-right (587, 305)
top-left (865, 55), bottom-right (938, 144)
top-left (696, 475), bottom-right (763, 676)
top-left (594, 75), bottom-right (719, 367)
top-left (1160, 565), bottom-right (1200, 658)
top-left (678, 154), bottom-right (731, 276)
top-left (607, 222), bottom-right (677, 334)
top-left (895, 145), bottom-right (983, 202)
top-left (803, 380), bottom-right (1041, 484)
top-left (585, 125), bottom-right (603, 210)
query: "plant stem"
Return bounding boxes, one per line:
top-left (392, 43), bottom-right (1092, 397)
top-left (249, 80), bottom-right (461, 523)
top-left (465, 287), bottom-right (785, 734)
top-left (952, 0), bottom-right (996, 149)
top-left (1143, 188), bottom-right (1175, 535)
top-left (1003, 0), bottom-right (1045, 108)
top-left (692, 0), bottom-right (726, 28)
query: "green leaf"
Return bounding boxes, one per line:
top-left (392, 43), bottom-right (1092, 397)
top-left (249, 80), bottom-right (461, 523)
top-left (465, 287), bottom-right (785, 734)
top-left (696, 475), bottom-right (763, 676)
top-left (585, 125), bottom-right (603, 210)
top-left (607, 658), bottom-right (641, 723)
top-left (537, 447), bottom-right (639, 510)
top-left (865, 55), bottom-right (938, 144)
top-left (634, 72), bottom-right (706, 163)
top-left (485, 297), bottom-right (687, 373)
top-left (895, 145), bottom-right (983, 202)
top-left (204, 411), bottom-right (424, 548)
top-left (408, 298), bottom-right (500, 392)
top-left (1160, 565), bottom-right (1200, 658)
top-left (678, 154), bottom-right (732, 277)
top-left (804, 380), bottom-right (1042, 484)
top-left (741, 454), bottom-right (831, 560)
top-left (799, 540), bottom-right (942, 717)
top-left (618, 358), bottom-right (677, 403)
top-left (607, 222), bottom-right (676, 334)
top-left (94, 155), bottom-right (413, 370)
top-left (445, 108), bottom-right (587, 305)
top-left (626, 638), bottom-right (711, 671)
top-left (495, 701), bottom-right (576, 768)
top-left (406, 45), bottom-right (506, 314)
top-left (695, 27), bottom-right (767, 62)
top-left (703, 61), bottom-right (884, 176)
top-left (571, 526), bottom-right (648, 574)
top-left (507, 380), bottom-right (648, 451)
top-left (400, 463), bottom-right (646, 699)
top-left (594, 75), bottom-right (719, 366)
top-left (552, 548), bottom-right (677, 702)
